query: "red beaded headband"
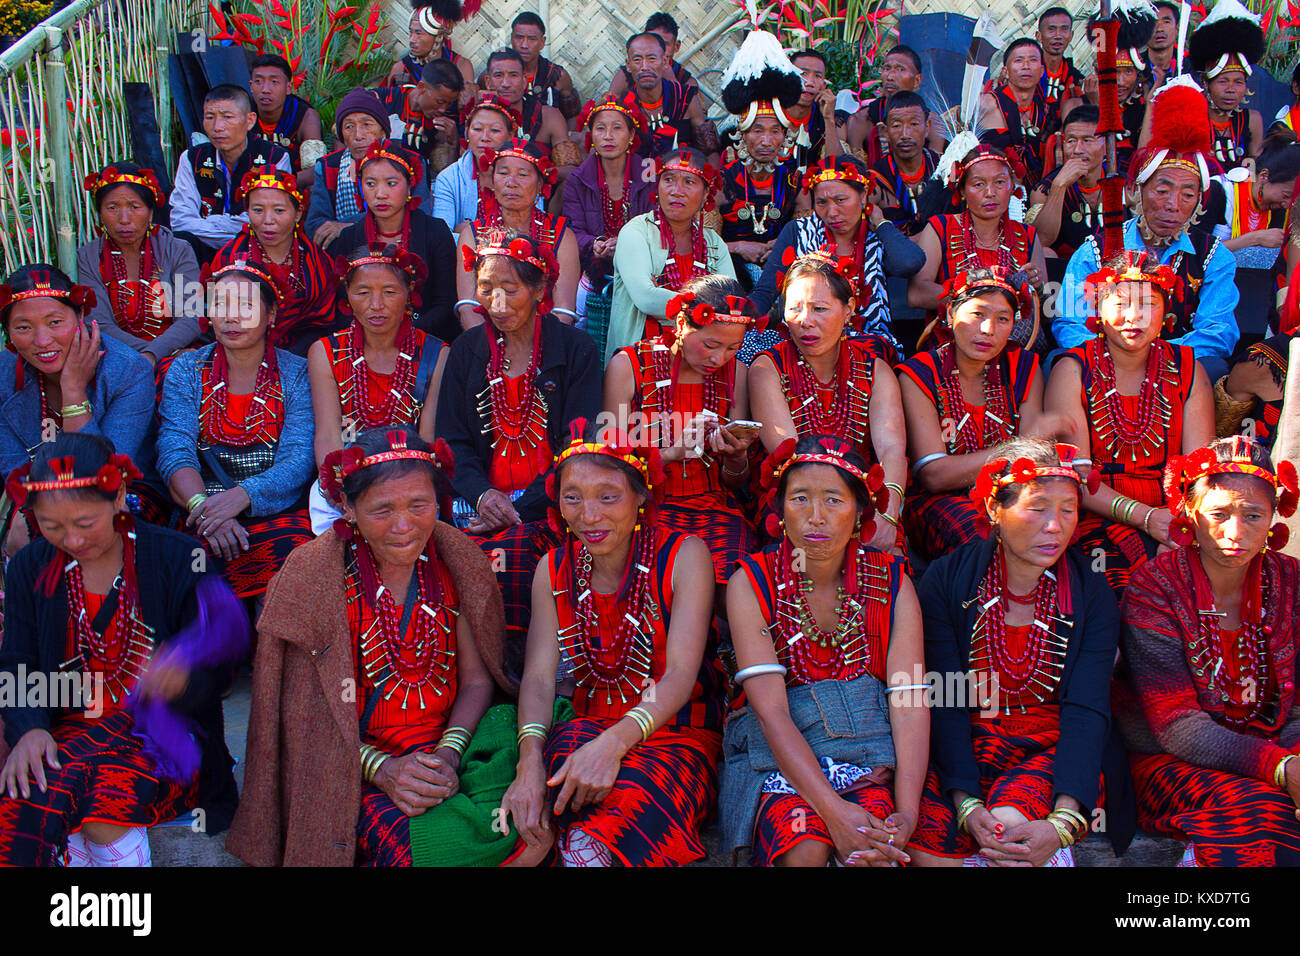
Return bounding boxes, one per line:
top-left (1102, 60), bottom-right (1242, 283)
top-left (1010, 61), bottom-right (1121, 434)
top-left (0, 273), bottom-right (97, 316)
top-left (655, 152), bottom-right (718, 187)
top-left (970, 445), bottom-right (1099, 511)
top-left (359, 141), bottom-right (421, 182)
top-left (666, 291), bottom-right (761, 328)
top-left (940, 266), bottom-right (1035, 324)
top-left (235, 164), bottom-right (305, 207)
top-left (461, 231), bottom-right (560, 285)
top-left (318, 432), bottom-right (453, 503)
top-left (83, 166), bottom-right (165, 206)
top-left (1084, 251), bottom-right (1181, 334)
top-left (460, 94), bottom-right (523, 133)
top-left (1163, 439), bottom-right (1299, 546)
top-left (201, 258), bottom-right (284, 300)
top-left (801, 157), bottom-right (872, 194)
top-left (948, 145), bottom-right (1014, 190)
top-left (483, 138), bottom-right (558, 197)
top-left (758, 436), bottom-right (889, 539)
top-left (579, 93), bottom-right (647, 152)
top-left (5, 453), bottom-right (143, 509)
top-left (775, 244), bottom-right (856, 293)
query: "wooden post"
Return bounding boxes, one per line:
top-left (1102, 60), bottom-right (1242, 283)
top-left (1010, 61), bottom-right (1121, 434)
top-left (42, 24), bottom-right (77, 278)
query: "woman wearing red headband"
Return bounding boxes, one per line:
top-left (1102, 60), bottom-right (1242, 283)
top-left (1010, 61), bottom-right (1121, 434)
top-left (911, 440), bottom-right (1121, 867)
top-left (898, 267), bottom-right (1050, 562)
top-left (454, 138), bottom-right (580, 329)
top-left (77, 162), bottom-right (202, 364)
top-left (432, 94), bottom-right (519, 233)
top-left (603, 275), bottom-right (759, 588)
top-left (501, 423), bottom-right (723, 866)
top-left (0, 432), bottom-right (245, 866)
top-left (228, 426), bottom-right (521, 866)
top-left (307, 245), bottom-right (448, 532)
top-left (749, 251), bottom-right (907, 554)
top-left (606, 148), bottom-right (735, 364)
top-left (209, 165), bottom-right (340, 356)
top-left (748, 155), bottom-right (922, 361)
top-left (1045, 250), bottom-right (1214, 595)
top-left (157, 262), bottom-right (315, 600)
top-left (722, 435), bottom-right (929, 866)
top-left (563, 95), bottom-right (656, 355)
top-left (1116, 436), bottom-right (1300, 866)
top-left (909, 144), bottom-right (1047, 326)
top-left (336, 140), bottom-right (458, 341)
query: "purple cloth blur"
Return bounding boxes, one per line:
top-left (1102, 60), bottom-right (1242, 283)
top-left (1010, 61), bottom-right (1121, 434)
top-left (129, 576), bottom-right (250, 781)
top-left (561, 153), bottom-right (656, 277)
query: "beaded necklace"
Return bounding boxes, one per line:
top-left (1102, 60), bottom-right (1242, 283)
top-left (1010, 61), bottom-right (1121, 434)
top-left (1187, 552), bottom-right (1276, 730)
top-left (654, 210), bottom-right (708, 290)
top-left (555, 528), bottom-right (662, 706)
top-left (38, 378), bottom-right (61, 430)
top-left (637, 338), bottom-right (729, 453)
top-left (250, 231), bottom-right (303, 295)
top-left (936, 343), bottom-right (1015, 454)
top-left (968, 548), bottom-right (1069, 714)
top-left (349, 536), bottom-right (456, 711)
top-left (337, 321), bottom-right (420, 430)
top-left (785, 341), bottom-right (874, 449)
top-left (100, 238), bottom-right (165, 338)
top-left (768, 538), bottom-right (890, 683)
top-left (200, 345), bottom-right (282, 447)
top-left (598, 156), bottom-right (633, 237)
top-left (956, 211), bottom-right (1018, 273)
top-left (365, 206), bottom-right (413, 252)
top-left (476, 319), bottom-right (548, 470)
top-left (60, 515), bottom-right (155, 706)
top-left (1085, 336), bottom-right (1175, 463)
top-left (735, 163), bottom-right (787, 237)
top-left (1067, 180), bottom-right (1102, 229)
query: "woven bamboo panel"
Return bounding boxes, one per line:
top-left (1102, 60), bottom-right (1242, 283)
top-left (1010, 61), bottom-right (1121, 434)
top-left (898, 0), bottom-right (1099, 73)
top-left (381, 0), bottom-right (743, 104)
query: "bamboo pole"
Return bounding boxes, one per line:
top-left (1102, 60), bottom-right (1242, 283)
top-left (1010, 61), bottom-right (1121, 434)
top-left (157, 0), bottom-right (173, 170)
top-left (42, 24), bottom-right (76, 277)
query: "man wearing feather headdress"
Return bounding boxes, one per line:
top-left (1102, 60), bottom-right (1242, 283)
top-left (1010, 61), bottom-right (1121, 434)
top-left (1187, 0), bottom-right (1265, 171)
top-left (1057, 77), bottom-right (1240, 381)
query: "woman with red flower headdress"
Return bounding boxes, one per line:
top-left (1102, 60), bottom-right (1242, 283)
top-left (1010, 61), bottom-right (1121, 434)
top-left (604, 274), bottom-right (760, 587)
top-left (227, 426), bottom-right (523, 867)
top-left (1115, 436), bottom-right (1300, 866)
top-left (500, 421), bottom-right (723, 866)
top-left (77, 162), bottom-right (202, 363)
top-left (563, 94), bottom-right (656, 354)
top-left (909, 142), bottom-right (1047, 347)
top-left (721, 435), bottom-right (931, 866)
top-left (748, 155), bottom-right (923, 362)
top-left (606, 148), bottom-right (735, 364)
top-left (0, 432), bottom-right (246, 866)
top-left (307, 245), bottom-right (448, 533)
top-left (0, 265), bottom-right (156, 555)
top-left (208, 165), bottom-right (341, 356)
top-left (454, 137), bottom-right (581, 330)
top-left (335, 140), bottom-right (458, 341)
top-left (748, 251), bottom-right (907, 554)
top-left (157, 261), bottom-right (315, 601)
top-left (910, 439), bottom-right (1123, 867)
top-left (1045, 250), bottom-right (1215, 595)
top-left (898, 266), bottom-right (1050, 562)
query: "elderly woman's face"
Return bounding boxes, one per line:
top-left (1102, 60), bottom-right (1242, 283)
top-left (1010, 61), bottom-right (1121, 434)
top-left (557, 457), bottom-right (644, 560)
top-left (31, 489), bottom-right (125, 566)
top-left (990, 478), bottom-right (1078, 571)
top-left (781, 463), bottom-right (859, 564)
top-left (492, 156), bottom-right (542, 211)
top-left (347, 468), bottom-right (440, 570)
top-left (346, 263), bottom-right (410, 337)
top-left (476, 255), bottom-right (545, 333)
top-left (97, 184), bottom-right (152, 248)
top-left (5, 297), bottom-right (81, 377)
top-left (1190, 475), bottom-right (1274, 571)
top-left (657, 168), bottom-right (707, 222)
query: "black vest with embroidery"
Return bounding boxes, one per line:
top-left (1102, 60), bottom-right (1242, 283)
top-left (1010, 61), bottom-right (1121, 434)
top-left (189, 140), bottom-right (288, 217)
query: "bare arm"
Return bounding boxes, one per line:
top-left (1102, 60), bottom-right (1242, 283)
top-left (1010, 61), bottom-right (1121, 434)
top-left (553, 229), bottom-right (580, 316)
top-left (307, 339), bottom-right (344, 465)
top-left (749, 354), bottom-right (797, 453)
top-left (454, 222), bottom-right (482, 331)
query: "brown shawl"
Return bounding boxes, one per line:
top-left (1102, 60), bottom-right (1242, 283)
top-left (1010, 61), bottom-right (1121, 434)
top-left (225, 522), bottom-right (508, 867)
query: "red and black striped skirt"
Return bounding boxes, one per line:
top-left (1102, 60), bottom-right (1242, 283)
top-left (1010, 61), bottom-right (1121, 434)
top-left (1073, 513), bottom-right (1154, 597)
top-left (902, 491), bottom-right (991, 564)
top-left (656, 499), bottom-right (758, 585)
top-left (210, 509), bottom-right (314, 599)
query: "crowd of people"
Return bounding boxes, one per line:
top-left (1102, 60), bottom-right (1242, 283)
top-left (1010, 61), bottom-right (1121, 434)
top-left (1, 0), bottom-right (1299, 868)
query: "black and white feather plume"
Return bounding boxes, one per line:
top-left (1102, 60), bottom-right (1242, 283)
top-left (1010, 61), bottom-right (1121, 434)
top-left (1188, 0), bottom-right (1265, 76)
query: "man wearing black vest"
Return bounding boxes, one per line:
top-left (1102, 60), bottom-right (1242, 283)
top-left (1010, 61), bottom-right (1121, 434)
top-left (171, 85), bottom-right (292, 264)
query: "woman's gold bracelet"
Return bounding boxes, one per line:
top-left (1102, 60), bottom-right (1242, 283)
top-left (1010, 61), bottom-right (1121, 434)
top-left (624, 706), bottom-right (655, 743)
top-left (186, 492), bottom-right (208, 512)
top-left (516, 723), bottom-right (549, 746)
top-left (1276, 754), bottom-right (1295, 790)
top-left (359, 744), bottom-right (389, 784)
top-left (60, 401), bottom-right (92, 419)
top-left (437, 727), bottom-right (471, 757)
top-left (883, 481), bottom-right (904, 500)
top-left (956, 796), bottom-right (985, 834)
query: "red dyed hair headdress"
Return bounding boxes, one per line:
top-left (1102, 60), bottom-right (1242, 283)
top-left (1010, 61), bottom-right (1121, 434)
top-left (757, 436), bottom-right (888, 552)
top-left (1084, 250), bottom-right (1181, 334)
top-left (775, 244), bottom-right (857, 294)
top-left (969, 444), bottom-right (1098, 514)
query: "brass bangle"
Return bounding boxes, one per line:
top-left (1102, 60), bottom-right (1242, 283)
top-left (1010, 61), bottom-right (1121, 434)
top-left (879, 511), bottom-right (899, 529)
top-left (1276, 754), bottom-right (1295, 790)
top-left (883, 481), bottom-right (904, 499)
top-left (956, 796), bottom-right (985, 834)
top-left (437, 727), bottom-right (471, 757)
top-left (186, 492), bottom-right (208, 512)
top-left (722, 457), bottom-right (749, 477)
top-left (1049, 817), bottom-right (1076, 848)
top-left (516, 723), bottom-right (549, 746)
top-left (59, 400), bottom-right (92, 419)
top-left (625, 705), bottom-right (655, 742)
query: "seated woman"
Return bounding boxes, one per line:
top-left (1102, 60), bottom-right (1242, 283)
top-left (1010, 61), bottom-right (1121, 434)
top-left (606, 148), bottom-right (735, 364)
top-left (226, 427), bottom-right (520, 867)
top-left (721, 436), bottom-right (929, 866)
top-left (501, 425), bottom-right (724, 866)
top-left (454, 138), bottom-right (581, 330)
top-left (157, 260), bottom-right (315, 602)
top-left (1046, 251), bottom-right (1214, 594)
top-left (913, 441), bottom-right (1120, 867)
top-left (748, 251), bottom-right (907, 554)
top-left (210, 166), bottom-right (340, 356)
top-left (1219, 333), bottom-right (1292, 450)
top-left (77, 163), bottom-right (202, 363)
top-left (603, 274), bottom-right (759, 588)
top-left (1117, 436), bottom-right (1300, 866)
top-left (909, 143), bottom-right (1047, 345)
top-left (898, 267), bottom-right (1047, 562)
top-left (564, 94), bottom-right (655, 354)
top-left (307, 245), bottom-right (447, 533)
top-left (433, 94), bottom-right (520, 233)
top-left (336, 140), bottom-right (457, 341)
top-left (0, 265), bottom-right (155, 553)
top-left (748, 156), bottom-right (924, 362)
top-left (1210, 135), bottom-right (1300, 268)
top-left (0, 433), bottom-right (245, 866)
